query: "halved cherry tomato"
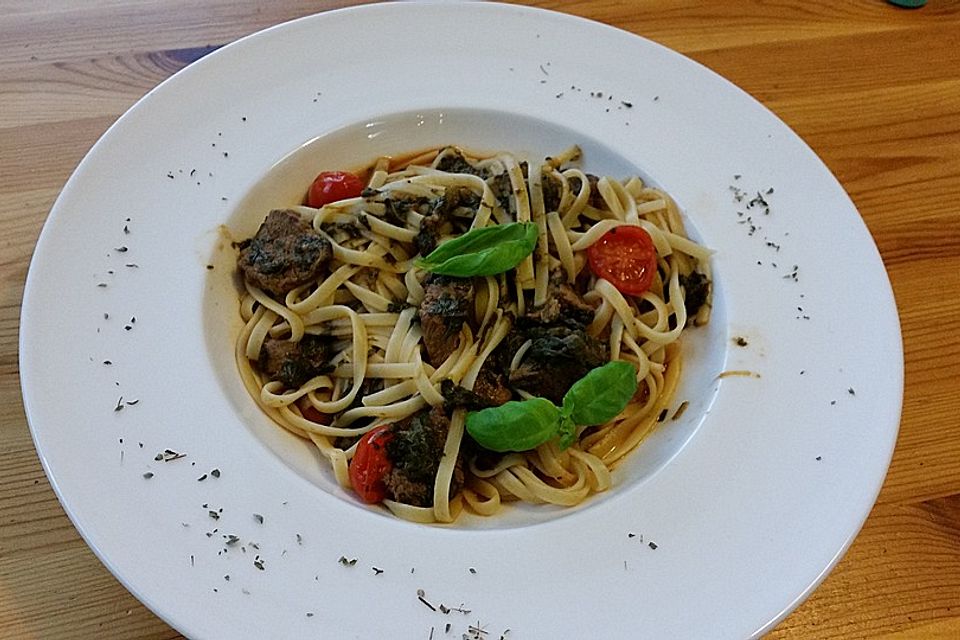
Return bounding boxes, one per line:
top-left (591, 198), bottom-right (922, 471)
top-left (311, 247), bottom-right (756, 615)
top-left (348, 425), bottom-right (394, 504)
top-left (298, 402), bottom-right (330, 425)
top-left (587, 225), bottom-right (658, 296)
top-left (306, 171), bottom-right (365, 208)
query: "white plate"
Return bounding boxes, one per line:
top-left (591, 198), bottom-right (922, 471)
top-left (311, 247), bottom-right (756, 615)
top-left (20, 3), bottom-right (902, 639)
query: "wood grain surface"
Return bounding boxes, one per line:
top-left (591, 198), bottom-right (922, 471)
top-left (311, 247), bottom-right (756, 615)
top-left (2, 1), bottom-right (958, 638)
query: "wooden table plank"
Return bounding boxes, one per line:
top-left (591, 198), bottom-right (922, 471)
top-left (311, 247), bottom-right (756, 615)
top-left (0, 1), bottom-right (365, 66)
top-left (768, 496), bottom-right (960, 639)
top-left (530, 0), bottom-right (954, 51)
top-left (0, 543), bottom-right (180, 640)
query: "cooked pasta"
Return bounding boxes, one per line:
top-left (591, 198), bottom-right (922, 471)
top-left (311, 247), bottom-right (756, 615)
top-left (234, 145), bottom-right (712, 523)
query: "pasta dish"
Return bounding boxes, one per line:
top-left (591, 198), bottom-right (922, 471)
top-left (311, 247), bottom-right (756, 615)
top-left (234, 145), bottom-right (711, 523)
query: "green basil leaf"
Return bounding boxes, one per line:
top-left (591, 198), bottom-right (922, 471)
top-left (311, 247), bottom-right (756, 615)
top-left (560, 393), bottom-right (575, 420)
top-left (415, 222), bottom-right (538, 277)
top-left (465, 397), bottom-right (560, 452)
top-left (564, 361), bottom-right (638, 426)
top-left (557, 414), bottom-right (577, 450)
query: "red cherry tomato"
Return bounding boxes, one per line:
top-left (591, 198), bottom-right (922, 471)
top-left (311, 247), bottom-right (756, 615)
top-left (349, 425), bottom-right (394, 504)
top-left (587, 225), bottom-right (658, 296)
top-left (306, 171), bottom-right (365, 208)
top-left (298, 402), bottom-right (330, 425)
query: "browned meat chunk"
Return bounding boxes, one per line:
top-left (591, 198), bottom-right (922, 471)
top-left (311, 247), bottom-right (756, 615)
top-left (569, 173), bottom-right (605, 209)
top-left (383, 407), bottom-right (462, 507)
top-left (419, 273), bottom-right (473, 366)
top-left (679, 271), bottom-right (710, 321)
top-left (541, 171), bottom-right (562, 213)
top-left (471, 270), bottom-right (602, 405)
top-left (441, 364), bottom-right (512, 411)
top-left (237, 209), bottom-right (331, 298)
top-left (518, 269), bottom-right (596, 329)
top-left (414, 186), bottom-right (480, 256)
top-left (472, 365), bottom-right (513, 406)
top-left (258, 334), bottom-right (333, 389)
top-left (441, 380), bottom-right (487, 411)
top-left (508, 326), bottom-right (607, 405)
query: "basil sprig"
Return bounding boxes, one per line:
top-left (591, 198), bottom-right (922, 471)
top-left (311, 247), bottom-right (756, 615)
top-left (464, 398), bottom-right (560, 453)
top-left (415, 222), bottom-right (538, 277)
top-left (465, 361), bottom-right (638, 452)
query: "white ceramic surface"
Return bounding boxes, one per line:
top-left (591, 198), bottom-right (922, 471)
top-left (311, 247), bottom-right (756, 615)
top-left (20, 3), bottom-right (902, 639)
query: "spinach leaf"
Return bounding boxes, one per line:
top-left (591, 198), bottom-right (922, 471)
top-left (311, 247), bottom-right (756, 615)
top-left (465, 397), bottom-right (560, 452)
top-left (564, 360), bottom-right (638, 426)
top-left (415, 222), bottom-right (538, 277)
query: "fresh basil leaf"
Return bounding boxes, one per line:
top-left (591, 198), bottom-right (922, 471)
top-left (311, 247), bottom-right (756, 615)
top-left (564, 361), bottom-right (638, 426)
top-left (560, 393), bottom-right (575, 420)
top-left (465, 397), bottom-right (560, 452)
top-left (557, 414), bottom-right (577, 450)
top-left (415, 222), bottom-right (538, 277)
top-left (466, 361), bottom-right (638, 453)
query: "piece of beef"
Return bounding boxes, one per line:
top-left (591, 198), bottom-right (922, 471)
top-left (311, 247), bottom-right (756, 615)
top-left (679, 271), bottom-right (710, 321)
top-left (418, 273), bottom-right (473, 366)
top-left (541, 171), bottom-right (562, 213)
top-left (517, 269), bottom-right (596, 330)
top-left (492, 268), bottom-right (618, 405)
top-left (568, 173), bottom-right (605, 209)
top-left (440, 379), bottom-right (484, 411)
top-left (413, 186), bottom-right (480, 256)
top-left (258, 334), bottom-right (334, 389)
top-left (383, 407), bottom-right (462, 507)
top-left (472, 365), bottom-right (513, 406)
top-left (440, 365), bottom-right (512, 411)
top-left (237, 209), bottom-right (331, 299)
top-left (508, 325), bottom-right (608, 405)
top-left (441, 382), bottom-right (497, 412)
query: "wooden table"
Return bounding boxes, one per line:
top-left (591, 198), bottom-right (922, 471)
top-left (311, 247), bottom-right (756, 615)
top-left (2, 1), bottom-right (958, 638)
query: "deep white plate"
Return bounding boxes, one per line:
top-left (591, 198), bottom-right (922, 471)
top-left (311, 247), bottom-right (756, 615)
top-left (20, 3), bottom-right (902, 638)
